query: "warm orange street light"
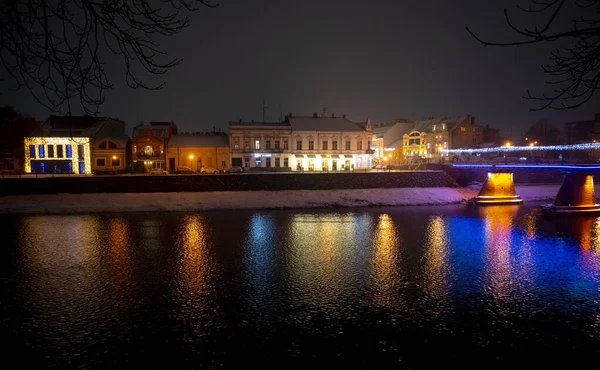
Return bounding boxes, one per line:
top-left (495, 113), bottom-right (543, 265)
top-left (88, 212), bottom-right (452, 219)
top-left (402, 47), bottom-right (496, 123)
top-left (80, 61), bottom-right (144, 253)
top-left (505, 142), bottom-right (511, 147)
top-left (529, 143), bottom-right (534, 147)
top-left (189, 154), bottom-right (194, 168)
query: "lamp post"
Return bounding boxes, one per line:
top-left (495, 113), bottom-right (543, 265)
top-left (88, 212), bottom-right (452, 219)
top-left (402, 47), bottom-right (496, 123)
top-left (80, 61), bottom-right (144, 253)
top-left (189, 154), bottom-right (193, 169)
top-left (112, 155), bottom-right (117, 173)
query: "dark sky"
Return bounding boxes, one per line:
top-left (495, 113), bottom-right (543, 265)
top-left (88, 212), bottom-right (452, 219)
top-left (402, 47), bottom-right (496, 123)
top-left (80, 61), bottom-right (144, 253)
top-left (3, 0), bottom-right (599, 137)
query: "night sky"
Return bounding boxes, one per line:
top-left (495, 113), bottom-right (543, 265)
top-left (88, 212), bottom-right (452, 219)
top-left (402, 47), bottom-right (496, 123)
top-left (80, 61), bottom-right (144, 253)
top-left (2, 0), bottom-right (599, 136)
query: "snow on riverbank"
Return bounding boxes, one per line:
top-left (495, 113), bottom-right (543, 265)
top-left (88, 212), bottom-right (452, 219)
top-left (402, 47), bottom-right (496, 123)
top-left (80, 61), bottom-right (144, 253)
top-left (0, 184), bottom-right (578, 214)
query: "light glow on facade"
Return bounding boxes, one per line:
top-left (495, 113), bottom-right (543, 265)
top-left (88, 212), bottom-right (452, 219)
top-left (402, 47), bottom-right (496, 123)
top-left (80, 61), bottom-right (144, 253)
top-left (443, 142), bottom-right (600, 155)
top-left (24, 137), bottom-right (91, 174)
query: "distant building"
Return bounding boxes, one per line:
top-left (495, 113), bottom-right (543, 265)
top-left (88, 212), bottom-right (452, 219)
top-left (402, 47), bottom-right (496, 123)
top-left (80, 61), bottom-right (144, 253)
top-left (24, 115), bottom-right (125, 174)
top-left (229, 113), bottom-right (373, 171)
top-left (565, 114), bottom-right (600, 144)
top-left (167, 132), bottom-right (230, 172)
top-left (131, 121), bottom-right (177, 172)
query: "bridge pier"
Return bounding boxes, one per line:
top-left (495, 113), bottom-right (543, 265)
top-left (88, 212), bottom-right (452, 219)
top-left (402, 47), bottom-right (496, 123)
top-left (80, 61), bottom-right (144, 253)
top-left (542, 172), bottom-right (600, 215)
top-left (473, 171), bottom-right (523, 205)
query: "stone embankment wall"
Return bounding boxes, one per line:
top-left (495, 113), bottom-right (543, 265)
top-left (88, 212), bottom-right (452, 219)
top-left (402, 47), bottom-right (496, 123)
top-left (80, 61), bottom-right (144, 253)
top-left (0, 171), bottom-right (457, 196)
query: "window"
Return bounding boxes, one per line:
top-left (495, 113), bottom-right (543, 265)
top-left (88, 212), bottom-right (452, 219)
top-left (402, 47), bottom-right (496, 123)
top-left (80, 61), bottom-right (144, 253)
top-left (48, 145), bottom-right (54, 158)
top-left (284, 158), bottom-right (289, 167)
top-left (160, 145), bottom-right (164, 154)
top-left (133, 145), bottom-right (137, 153)
top-left (275, 157), bottom-right (280, 167)
top-left (38, 145), bottom-right (45, 158)
top-left (78, 145), bottom-right (84, 159)
top-left (244, 140), bottom-right (250, 150)
top-left (99, 140), bottom-right (117, 149)
top-left (284, 140), bottom-right (289, 149)
top-left (57, 145), bottom-right (64, 158)
top-left (275, 140), bottom-right (280, 149)
top-left (442, 124), bottom-right (445, 130)
top-left (266, 157), bottom-right (271, 167)
top-left (433, 125), bottom-right (436, 131)
top-left (345, 141), bottom-right (351, 150)
top-left (266, 140), bottom-right (271, 150)
top-left (29, 145), bottom-right (36, 159)
top-left (332, 141), bottom-right (338, 150)
top-left (309, 141), bottom-right (314, 150)
top-left (367, 141), bottom-right (370, 149)
top-left (234, 140), bottom-right (239, 150)
top-left (322, 141), bottom-right (328, 150)
top-left (221, 160), bottom-right (226, 168)
top-left (296, 141), bottom-right (302, 150)
top-left (111, 158), bottom-right (120, 167)
top-left (255, 140), bottom-right (260, 150)
top-left (357, 141), bottom-right (362, 150)
top-left (66, 145), bottom-right (72, 158)
top-left (96, 158), bottom-right (106, 167)
top-left (460, 127), bottom-right (466, 132)
top-left (99, 141), bottom-right (107, 149)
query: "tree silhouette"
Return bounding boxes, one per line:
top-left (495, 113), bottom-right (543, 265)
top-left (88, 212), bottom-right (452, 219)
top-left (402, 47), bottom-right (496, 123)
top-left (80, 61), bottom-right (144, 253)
top-left (0, 0), bottom-right (218, 116)
top-left (467, 0), bottom-right (600, 111)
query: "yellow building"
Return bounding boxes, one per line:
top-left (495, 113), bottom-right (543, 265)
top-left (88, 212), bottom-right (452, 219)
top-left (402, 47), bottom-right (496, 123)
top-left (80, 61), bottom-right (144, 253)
top-left (167, 133), bottom-right (230, 172)
top-left (91, 136), bottom-right (129, 172)
top-left (402, 131), bottom-right (428, 161)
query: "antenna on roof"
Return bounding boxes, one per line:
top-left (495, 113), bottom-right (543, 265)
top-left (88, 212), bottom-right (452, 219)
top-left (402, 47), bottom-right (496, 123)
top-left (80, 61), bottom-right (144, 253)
top-left (262, 99), bottom-right (267, 122)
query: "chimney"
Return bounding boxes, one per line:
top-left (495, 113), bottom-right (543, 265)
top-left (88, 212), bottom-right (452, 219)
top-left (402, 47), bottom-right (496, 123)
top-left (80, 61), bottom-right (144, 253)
top-left (343, 114), bottom-right (346, 119)
top-left (251, 120), bottom-right (254, 123)
top-left (331, 113), bottom-right (335, 118)
top-left (313, 112), bottom-right (318, 118)
top-left (239, 119), bottom-right (242, 122)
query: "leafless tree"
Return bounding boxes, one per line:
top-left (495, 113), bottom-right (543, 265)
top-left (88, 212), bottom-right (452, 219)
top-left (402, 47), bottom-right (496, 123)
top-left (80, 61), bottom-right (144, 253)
top-left (467, 0), bottom-right (600, 111)
top-left (0, 0), bottom-right (218, 116)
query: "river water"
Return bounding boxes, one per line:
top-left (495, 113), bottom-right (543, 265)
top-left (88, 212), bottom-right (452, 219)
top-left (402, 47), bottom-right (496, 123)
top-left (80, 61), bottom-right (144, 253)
top-left (2, 204), bottom-right (600, 369)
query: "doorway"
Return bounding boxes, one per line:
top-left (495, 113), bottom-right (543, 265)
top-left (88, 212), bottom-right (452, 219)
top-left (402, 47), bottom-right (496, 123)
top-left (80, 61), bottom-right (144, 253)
top-left (332, 160), bottom-right (337, 171)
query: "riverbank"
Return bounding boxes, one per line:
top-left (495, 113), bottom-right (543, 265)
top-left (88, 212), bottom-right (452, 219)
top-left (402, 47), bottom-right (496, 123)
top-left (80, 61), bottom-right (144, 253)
top-left (0, 184), bottom-right (577, 214)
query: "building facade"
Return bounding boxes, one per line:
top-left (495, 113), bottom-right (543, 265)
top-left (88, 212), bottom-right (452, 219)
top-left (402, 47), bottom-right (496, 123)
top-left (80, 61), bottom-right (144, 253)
top-left (167, 133), bottom-right (230, 172)
top-left (131, 122), bottom-right (177, 172)
top-left (91, 136), bottom-right (130, 173)
top-left (24, 115), bottom-right (125, 174)
top-left (229, 121), bottom-right (293, 170)
top-left (229, 113), bottom-right (373, 172)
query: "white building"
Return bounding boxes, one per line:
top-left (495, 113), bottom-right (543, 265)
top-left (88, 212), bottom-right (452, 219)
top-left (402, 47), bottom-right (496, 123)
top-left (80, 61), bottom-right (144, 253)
top-left (229, 113), bottom-right (373, 171)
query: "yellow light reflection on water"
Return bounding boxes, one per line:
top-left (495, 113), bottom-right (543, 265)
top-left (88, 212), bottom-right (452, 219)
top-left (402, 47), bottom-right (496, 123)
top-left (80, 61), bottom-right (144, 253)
top-left (478, 206), bottom-right (522, 304)
top-left (424, 216), bottom-right (451, 311)
top-left (372, 214), bottom-right (401, 308)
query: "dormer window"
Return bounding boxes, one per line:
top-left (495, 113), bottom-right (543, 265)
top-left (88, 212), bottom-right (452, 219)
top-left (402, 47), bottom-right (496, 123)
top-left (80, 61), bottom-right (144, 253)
top-left (98, 139), bottom-right (117, 149)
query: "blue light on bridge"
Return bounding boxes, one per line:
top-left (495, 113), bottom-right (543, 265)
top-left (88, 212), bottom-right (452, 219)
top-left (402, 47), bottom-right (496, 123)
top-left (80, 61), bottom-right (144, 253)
top-left (452, 164), bottom-right (600, 170)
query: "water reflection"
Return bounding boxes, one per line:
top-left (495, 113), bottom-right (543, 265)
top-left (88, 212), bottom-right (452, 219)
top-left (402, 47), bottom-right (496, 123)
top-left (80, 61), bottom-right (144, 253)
top-left (173, 214), bottom-right (214, 341)
top-left (423, 215), bottom-right (451, 316)
top-left (371, 214), bottom-right (401, 309)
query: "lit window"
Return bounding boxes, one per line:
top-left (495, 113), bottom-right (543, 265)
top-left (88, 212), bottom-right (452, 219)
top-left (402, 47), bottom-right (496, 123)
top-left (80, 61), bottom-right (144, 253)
top-left (38, 145), bottom-right (45, 158)
top-left (29, 145), bottom-right (36, 158)
top-left (460, 127), bottom-right (466, 132)
top-left (66, 145), bottom-right (72, 158)
top-left (234, 140), bottom-right (239, 150)
top-left (442, 124), bottom-right (445, 130)
top-left (255, 140), bottom-right (260, 150)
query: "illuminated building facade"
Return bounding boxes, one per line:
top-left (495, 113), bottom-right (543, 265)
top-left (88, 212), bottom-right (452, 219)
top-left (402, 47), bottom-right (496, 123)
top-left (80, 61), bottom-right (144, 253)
top-left (402, 131), bottom-right (428, 159)
top-left (167, 133), bottom-right (230, 171)
top-left (24, 137), bottom-right (91, 174)
top-left (229, 113), bottom-right (373, 171)
top-left (24, 115), bottom-right (126, 174)
top-left (131, 122), bottom-right (177, 172)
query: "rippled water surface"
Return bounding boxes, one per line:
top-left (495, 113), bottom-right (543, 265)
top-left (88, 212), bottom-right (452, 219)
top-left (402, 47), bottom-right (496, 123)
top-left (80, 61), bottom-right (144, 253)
top-left (3, 204), bottom-right (600, 368)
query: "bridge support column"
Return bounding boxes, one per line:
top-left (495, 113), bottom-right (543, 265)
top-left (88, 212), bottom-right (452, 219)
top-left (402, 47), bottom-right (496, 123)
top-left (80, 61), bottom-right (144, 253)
top-left (542, 172), bottom-right (600, 214)
top-left (473, 172), bottom-right (523, 205)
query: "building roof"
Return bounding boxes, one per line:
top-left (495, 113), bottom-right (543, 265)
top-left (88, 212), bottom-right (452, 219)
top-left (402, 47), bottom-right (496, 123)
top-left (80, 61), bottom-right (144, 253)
top-left (35, 116), bottom-right (124, 138)
top-left (412, 118), bottom-right (443, 133)
top-left (372, 124), bottom-right (395, 135)
top-left (169, 134), bottom-right (229, 147)
top-left (93, 136), bottom-right (129, 148)
top-left (229, 121), bottom-right (291, 127)
top-left (288, 116), bottom-right (367, 132)
top-left (132, 123), bottom-right (174, 138)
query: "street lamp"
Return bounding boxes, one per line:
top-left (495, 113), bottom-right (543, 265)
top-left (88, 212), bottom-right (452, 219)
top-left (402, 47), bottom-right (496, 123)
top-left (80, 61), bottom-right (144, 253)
top-left (189, 154), bottom-right (194, 169)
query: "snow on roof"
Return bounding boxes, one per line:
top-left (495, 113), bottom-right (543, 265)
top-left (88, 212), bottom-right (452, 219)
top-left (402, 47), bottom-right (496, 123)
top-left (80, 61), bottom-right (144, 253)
top-left (288, 116), bottom-right (367, 132)
top-left (169, 134), bottom-right (229, 147)
top-left (229, 121), bottom-right (291, 127)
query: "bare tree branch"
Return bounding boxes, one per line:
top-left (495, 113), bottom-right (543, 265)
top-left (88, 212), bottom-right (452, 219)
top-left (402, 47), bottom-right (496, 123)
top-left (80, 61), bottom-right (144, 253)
top-left (0, 0), bottom-right (218, 116)
top-left (467, 0), bottom-right (600, 111)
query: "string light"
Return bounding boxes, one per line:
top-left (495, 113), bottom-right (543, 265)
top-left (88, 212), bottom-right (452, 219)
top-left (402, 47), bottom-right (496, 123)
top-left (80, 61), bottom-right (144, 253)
top-left (452, 164), bottom-right (600, 170)
top-left (442, 142), bottom-right (600, 154)
top-left (24, 137), bottom-right (91, 174)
